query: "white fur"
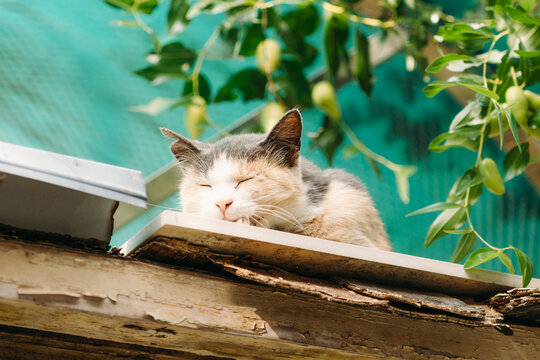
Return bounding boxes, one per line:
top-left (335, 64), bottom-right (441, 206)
top-left (188, 154), bottom-right (258, 222)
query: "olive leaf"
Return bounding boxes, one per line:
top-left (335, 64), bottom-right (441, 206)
top-left (344, 145), bottom-right (360, 158)
top-left (424, 207), bottom-right (467, 247)
top-left (454, 167), bottom-right (484, 196)
top-left (505, 6), bottom-right (540, 26)
top-left (425, 54), bottom-right (478, 73)
top-left (503, 108), bottom-right (522, 152)
top-left (324, 14), bottom-right (350, 78)
top-left (424, 80), bottom-right (499, 100)
top-left (436, 23), bottom-right (494, 42)
top-left (449, 100), bottom-right (481, 130)
top-left (219, 23), bottom-right (264, 58)
top-left (168, 0), bottom-right (190, 35)
top-left (354, 28), bottom-right (373, 97)
top-left (450, 232), bottom-right (476, 263)
top-left (464, 248), bottom-right (500, 269)
top-left (428, 132), bottom-right (479, 152)
top-left (277, 4), bottom-right (319, 67)
top-left (104, 0), bottom-right (158, 14)
top-left (282, 3), bottom-right (319, 37)
top-left (406, 202), bottom-right (462, 217)
top-left (215, 69), bottom-right (267, 102)
top-left (447, 183), bottom-right (483, 206)
top-left (394, 166), bottom-right (417, 204)
top-left (492, 102), bottom-right (506, 149)
top-left (135, 42), bottom-right (196, 83)
top-left (186, 0), bottom-right (251, 19)
top-left (182, 74), bottom-right (212, 102)
top-left (445, 228), bottom-right (473, 235)
top-left (498, 251), bottom-right (515, 274)
top-left (515, 50), bottom-right (540, 58)
top-left (511, 246), bottom-right (533, 287)
top-left (503, 142), bottom-right (530, 181)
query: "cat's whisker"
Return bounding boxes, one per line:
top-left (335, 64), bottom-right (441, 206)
top-left (255, 207), bottom-right (304, 231)
top-left (256, 204), bottom-right (304, 230)
top-left (250, 216), bottom-right (267, 228)
top-left (256, 207), bottom-right (303, 230)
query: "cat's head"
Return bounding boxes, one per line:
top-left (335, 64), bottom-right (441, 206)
top-left (161, 109), bottom-right (304, 226)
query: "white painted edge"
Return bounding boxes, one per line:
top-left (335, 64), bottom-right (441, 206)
top-left (0, 141), bottom-right (147, 207)
top-left (120, 211), bottom-right (539, 292)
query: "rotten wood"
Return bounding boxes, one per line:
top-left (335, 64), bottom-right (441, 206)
top-left (1, 237), bottom-right (539, 359)
top-left (490, 288), bottom-right (540, 325)
top-left (337, 278), bottom-right (487, 319)
top-left (134, 236), bottom-right (498, 324)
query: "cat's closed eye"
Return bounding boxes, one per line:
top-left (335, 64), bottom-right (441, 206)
top-left (235, 177), bottom-right (254, 189)
top-left (199, 183), bottom-right (212, 189)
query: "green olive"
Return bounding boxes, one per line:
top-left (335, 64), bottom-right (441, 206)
top-left (311, 81), bottom-right (341, 121)
top-left (524, 90), bottom-right (540, 111)
top-left (261, 102), bottom-right (286, 133)
top-left (255, 39), bottom-right (281, 74)
top-left (185, 96), bottom-right (208, 139)
top-left (479, 158), bottom-right (505, 195)
top-left (505, 86), bottom-right (529, 126)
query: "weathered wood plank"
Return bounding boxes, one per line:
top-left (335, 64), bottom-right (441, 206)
top-left (121, 211), bottom-right (539, 298)
top-left (1, 238), bottom-right (539, 359)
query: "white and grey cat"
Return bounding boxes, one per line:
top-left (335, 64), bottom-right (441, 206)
top-left (161, 109), bottom-right (391, 250)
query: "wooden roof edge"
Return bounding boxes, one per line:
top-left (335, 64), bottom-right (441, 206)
top-left (1, 235), bottom-right (539, 359)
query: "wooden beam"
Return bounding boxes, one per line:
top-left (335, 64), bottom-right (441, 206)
top-left (1, 237), bottom-right (539, 359)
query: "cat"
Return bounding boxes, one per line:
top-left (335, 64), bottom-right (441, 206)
top-left (161, 109), bottom-right (391, 251)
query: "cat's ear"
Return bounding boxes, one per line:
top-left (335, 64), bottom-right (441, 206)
top-left (160, 128), bottom-right (206, 164)
top-left (264, 109), bottom-right (302, 148)
top-left (260, 109), bottom-right (302, 166)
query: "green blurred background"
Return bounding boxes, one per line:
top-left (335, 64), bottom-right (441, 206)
top-left (0, 0), bottom-right (537, 275)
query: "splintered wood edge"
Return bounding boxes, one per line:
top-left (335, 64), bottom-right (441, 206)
top-left (120, 211), bottom-right (540, 297)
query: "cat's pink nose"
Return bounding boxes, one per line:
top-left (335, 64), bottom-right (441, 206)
top-left (215, 200), bottom-right (233, 216)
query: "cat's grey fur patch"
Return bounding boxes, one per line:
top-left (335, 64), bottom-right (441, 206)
top-left (300, 159), bottom-right (329, 204)
top-left (300, 160), bottom-right (366, 204)
top-left (194, 133), bottom-right (297, 174)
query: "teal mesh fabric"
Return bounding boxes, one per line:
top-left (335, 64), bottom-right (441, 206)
top-left (0, 0), bottom-right (257, 176)
top-left (1, 1), bottom-right (538, 276)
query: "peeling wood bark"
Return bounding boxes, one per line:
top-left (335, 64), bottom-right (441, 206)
top-left (337, 278), bottom-right (487, 319)
top-left (490, 288), bottom-right (540, 325)
top-left (1, 238), bottom-right (539, 360)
